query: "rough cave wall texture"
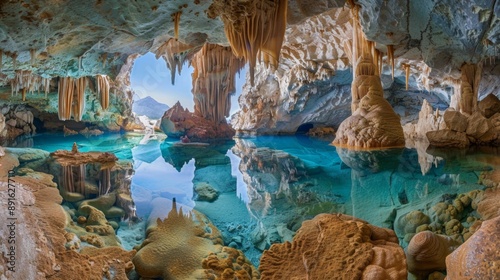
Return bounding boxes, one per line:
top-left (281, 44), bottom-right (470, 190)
top-left (0, 0), bottom-right (499, 136)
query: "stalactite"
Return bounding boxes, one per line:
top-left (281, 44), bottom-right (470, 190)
top-left (171, 11), bottom-right (182, 40)
top-left (191, 43), bottom-right (245, 123)
top-left (61, 165), bottom-right (86, 195)
top-left (96, 75), bottom-right (110, 110)
top-left (62, 165), bottom-right (74, 193)
top-left (99, 168), bottom-right (111, 196)
top-left (58, 77), bottom-right (75, 120)
top-left (387, 45), bottom-right (395, 79)
top-left (22, 88), bottom-right (27, 102)
top-left (11, 52), bottom-right (17, 70)
top-left (348, 3), bottom-right (385, 111)
top-left (0, 49), bottom-right (3, 71)
top-left (11, 70), bottom-right (44, 98)
top-left (207, 0), bottom-right (288, 86)
top-left (100, 53), bottom-right (107, 69)
top-left (73, 77), bottom-right (87, 121)
top-left (460, 63), bottom-right (482, 115)
top-left (30, 49), bottom-right (36, 65)
top-left (155, 39), bottom-right (192, 85)
top-left (402, 63), bottom-right (410, 90)
top-left (42, 77), bottom-right (51, 98)
top-left (77, 164), bottom-right (86, 195)
top-left (78, 56), bottom-right (82, 72)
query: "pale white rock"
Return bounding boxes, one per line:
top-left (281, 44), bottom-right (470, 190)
top-left (333, 93), bottom-right (405, 148)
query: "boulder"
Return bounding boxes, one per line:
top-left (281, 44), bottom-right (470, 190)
top-left (443, 110), bottom-right (468, 132)
top-left (426, 130), bottom-right (469, 148)
top-left (445, 216), bottom-right (500, 280)
top-left (259, 214), bottom-right (407, 280)
top-left (478, 93), bottom-right (500, 118)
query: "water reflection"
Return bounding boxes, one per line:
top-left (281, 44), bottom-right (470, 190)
top-left (14, 133), bottom-right (500, 267)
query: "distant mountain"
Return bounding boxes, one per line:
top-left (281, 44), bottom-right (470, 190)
top-left (132, 96), bottom-right (170, 119)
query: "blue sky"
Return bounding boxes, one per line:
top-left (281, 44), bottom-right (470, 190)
top-left (131, 52), bottom-right (246, 116)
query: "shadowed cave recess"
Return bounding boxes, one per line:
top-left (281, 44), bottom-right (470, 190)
top-left (0, 0), bottom-right (499, 280)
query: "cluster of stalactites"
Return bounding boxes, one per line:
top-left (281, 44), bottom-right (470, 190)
top-left (62, 164), bottom-right (86, 195)
top-left (58, 77), bottom-right (88, 121)
top-left (191, 43), bottom-right (245, 123)
top-left (155, 39), bottom-right (192, 85)
top-left (11, 70), bottom-right (52, 101)
top-left (99, 168), bottom-right (111, 196)
top-left (96, 74), bottom-right (110, 110)
top-left (208, 0), bottom-right (288, 86)
top-left (459, 63), bottom-right (482, 115)
top-left (347, 4), bottom-right (395, 79)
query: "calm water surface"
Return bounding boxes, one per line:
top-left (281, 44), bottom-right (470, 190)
top-left (14, 132), bottom-right (499, 265)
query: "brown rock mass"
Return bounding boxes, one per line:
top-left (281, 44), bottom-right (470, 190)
top-left (259, 214), bottom-right (407, 280)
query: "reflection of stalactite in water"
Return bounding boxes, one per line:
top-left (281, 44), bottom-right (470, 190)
top-left (61, 164), bottom-right (86, 195)
top-left (99, 168), bottom-right (111, 196)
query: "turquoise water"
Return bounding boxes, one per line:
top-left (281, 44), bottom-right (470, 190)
top-left (12, 132), bottom-right (499, 265)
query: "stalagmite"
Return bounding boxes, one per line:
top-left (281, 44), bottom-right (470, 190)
top-left (96, 75), bottom-right (110, 110)
top-left (460, 63), bottom-right (482, 115)
top-left (73, 77), bottom-right (87, 121)
top-left (207, 0), bottom-right (288, 86)
top-left (387, 45), bottom-right (395, 79)
top-left (191, 43), bottom-right (245, 123)
top-left (172, 11), bottom-right (181, 40)
top-left (155, 39), bottom-right (192, 85)
top-left (58, 77), bottom-right (75, 120)
top-left (403, 63), bottom-right (410, 90)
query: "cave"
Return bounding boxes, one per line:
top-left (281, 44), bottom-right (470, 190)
top-left (295, 122), bottom-right (314, 134)
top-left (0, 1), bottom-right (499, 279)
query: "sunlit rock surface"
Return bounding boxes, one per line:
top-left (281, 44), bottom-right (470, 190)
top-left (160, 102), bottom-right (234, 141)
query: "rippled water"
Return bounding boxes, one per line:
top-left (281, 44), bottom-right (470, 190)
top-left (13, 132), bottom-right (500, 265)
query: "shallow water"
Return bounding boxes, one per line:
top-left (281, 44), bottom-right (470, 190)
top-left (11, 132), bottom-right (499, 266)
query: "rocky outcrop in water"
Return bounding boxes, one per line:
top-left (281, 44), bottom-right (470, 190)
top-left (160, 102), bottom-right (234, 141)
top-left (404, 94), bottom-right (500, 147)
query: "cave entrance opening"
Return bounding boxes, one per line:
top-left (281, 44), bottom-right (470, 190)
top-left (296, 123), bottom-right (314, 134)
top-left (130, 52), bottom-right (195, 120)
top-left (130, 52), bottom-right (246, 122)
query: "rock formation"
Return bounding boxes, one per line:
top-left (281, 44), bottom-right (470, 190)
top-left (133, 197), bottom-right (258, 279)
top-left (160, 101), bottom-right (234, 140)
top-left (191, 44), bottom-right (245, 124)
top-left (406, 231), bottom-right (460, 277)
top-left (259, 213), bottom-right (407, 280)
top-left (333, 83), bottom-right (405, 148)
top-left (404, 93), bottom-right (500, 147)
top-left (445, 216), bottom-right (500, 279)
